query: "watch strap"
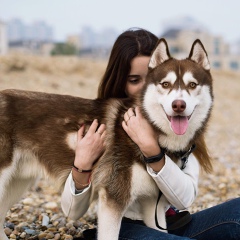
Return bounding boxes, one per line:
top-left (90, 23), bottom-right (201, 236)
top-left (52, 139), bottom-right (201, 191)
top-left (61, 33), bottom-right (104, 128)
top-left (143, 147), bottom-right (166, 163)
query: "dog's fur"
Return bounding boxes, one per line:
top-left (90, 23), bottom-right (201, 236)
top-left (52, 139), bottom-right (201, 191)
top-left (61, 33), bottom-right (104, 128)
top-left (0, 39), bottom-right (213, 240)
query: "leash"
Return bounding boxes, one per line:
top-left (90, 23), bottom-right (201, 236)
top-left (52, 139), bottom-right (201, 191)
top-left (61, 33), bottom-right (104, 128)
top-left (154, 144), bottom-right (196, 231)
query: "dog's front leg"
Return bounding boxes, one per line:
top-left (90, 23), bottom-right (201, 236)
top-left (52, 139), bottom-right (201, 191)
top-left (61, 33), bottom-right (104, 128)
top-left (97, 188), bottom-right (124, 240)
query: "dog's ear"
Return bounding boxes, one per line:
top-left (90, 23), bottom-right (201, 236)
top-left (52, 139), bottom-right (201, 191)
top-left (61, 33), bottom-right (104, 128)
top-left (149, 38), bottom-right (171, 69)
top-left (189, 39), bottom-right (210, 70)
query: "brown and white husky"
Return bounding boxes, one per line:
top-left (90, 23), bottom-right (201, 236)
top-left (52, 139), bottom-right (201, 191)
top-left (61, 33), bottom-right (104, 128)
top-left (0, 39), bottom-right (213, 240)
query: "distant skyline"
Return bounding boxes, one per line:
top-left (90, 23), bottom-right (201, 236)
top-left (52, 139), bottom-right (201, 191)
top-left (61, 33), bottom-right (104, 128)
top-left (1, 0), bottom-right (240, 43)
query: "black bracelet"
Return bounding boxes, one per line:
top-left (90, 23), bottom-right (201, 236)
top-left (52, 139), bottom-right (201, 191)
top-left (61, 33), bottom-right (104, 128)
top-left (143, 147), bottom-right (166, 164)
top-left (72, 164), bottom-right (92, 173)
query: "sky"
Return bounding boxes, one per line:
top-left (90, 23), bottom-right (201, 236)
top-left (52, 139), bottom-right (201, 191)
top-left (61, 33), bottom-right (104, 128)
top-left (0, 0), bottom-right (240, 43)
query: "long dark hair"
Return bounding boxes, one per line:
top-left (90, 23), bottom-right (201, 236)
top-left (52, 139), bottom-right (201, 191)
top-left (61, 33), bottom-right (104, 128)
top-left (97, 28), bottom-right (158, 99)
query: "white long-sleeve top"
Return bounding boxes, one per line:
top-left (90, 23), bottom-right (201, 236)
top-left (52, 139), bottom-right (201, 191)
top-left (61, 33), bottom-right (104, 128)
top-left (61, 154), bottom-right (199, 221)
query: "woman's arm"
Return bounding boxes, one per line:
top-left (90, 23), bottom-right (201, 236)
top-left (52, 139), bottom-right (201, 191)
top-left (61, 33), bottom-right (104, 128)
top-left (73, 119), bottom-right (106, 190)
top-left (122, 106), bottom-right (199, 209)
top-left (61, 119), bottom-right (106, 219)
top-left (61, 172), bottom-right (92, 220)
top-left (147, 154), bottom-right (199, 209)
top-left (122, 106), bottom-right (165, 171)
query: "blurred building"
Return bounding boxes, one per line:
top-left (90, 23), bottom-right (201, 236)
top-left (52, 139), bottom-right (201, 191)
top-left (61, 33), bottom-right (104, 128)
top-left (31, 21), bottom-right (53, 42)
top-left (7, 18), bottom-right (25, 42)
top-left (0, 20), bottom-right (8, 55)
top-left (7, 18), bottom-right (53, 42)
top-left (7, 18), bottom-right (54, 54)
top-left (66, 34), bottom-right (81, 50)
top-left (78, 26), bottom-right (118, 58)
top-left (231, 40), bottom-right (240, 55)
top-left (161, 16), bottom-right (240, 72)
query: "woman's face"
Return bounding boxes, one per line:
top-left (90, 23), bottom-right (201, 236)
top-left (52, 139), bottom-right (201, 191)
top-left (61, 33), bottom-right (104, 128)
top-left (125, 56), bottom-right (150, 98)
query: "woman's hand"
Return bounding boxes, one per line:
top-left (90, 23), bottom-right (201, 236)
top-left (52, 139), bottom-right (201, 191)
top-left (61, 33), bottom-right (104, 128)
top-left (74, 119), bottom-right (106, 170)
top-left (122, 107), bottom-right (165, 172)
top-left (122, 107), bottom-right (160, 157)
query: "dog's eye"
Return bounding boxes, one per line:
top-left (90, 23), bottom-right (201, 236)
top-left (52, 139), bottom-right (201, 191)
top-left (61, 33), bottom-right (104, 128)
top-left (160, 82), bottom-right (170, 88)
top-left (188, 82), bottom-right (197, 89)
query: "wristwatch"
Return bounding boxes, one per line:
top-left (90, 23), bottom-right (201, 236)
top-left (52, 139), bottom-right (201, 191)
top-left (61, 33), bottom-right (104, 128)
top-left (143, 147), bottom-right (166, 163)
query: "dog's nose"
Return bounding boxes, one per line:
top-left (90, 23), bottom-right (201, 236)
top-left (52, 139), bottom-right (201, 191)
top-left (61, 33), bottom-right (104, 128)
top-left (172, 100), bottom-right (186, 113)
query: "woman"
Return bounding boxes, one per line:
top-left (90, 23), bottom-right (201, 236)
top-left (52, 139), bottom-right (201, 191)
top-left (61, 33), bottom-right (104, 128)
top-left (61, 28), bottom-right (240, 240)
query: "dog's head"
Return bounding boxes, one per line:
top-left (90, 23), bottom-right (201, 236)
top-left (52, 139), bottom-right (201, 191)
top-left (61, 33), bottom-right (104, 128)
top-left (142, 38), bottom-right (213, 150)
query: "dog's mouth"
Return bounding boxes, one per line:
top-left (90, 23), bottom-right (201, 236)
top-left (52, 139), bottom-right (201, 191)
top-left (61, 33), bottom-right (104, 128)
top-left (167, 115), bottom-right (191, 135)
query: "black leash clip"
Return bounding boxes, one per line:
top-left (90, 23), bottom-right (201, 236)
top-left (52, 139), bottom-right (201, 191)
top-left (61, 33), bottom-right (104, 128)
top-left (180, 144), bottom-right (196, 170)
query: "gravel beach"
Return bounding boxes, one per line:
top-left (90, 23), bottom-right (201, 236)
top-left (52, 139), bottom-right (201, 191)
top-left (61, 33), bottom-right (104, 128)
top-left (0, 55), bottom-right (240, 239)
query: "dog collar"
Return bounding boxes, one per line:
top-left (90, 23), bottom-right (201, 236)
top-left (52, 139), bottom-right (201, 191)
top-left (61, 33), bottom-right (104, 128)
top-left (143, 147), bottom-right (166, 164)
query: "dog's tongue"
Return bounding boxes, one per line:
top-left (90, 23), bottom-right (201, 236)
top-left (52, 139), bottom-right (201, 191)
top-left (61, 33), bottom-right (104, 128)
top-left (170, 116), bottom-right (189, 135)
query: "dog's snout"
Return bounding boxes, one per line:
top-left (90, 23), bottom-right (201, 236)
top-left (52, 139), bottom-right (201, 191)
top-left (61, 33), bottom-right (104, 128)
top-left (172, 100), bottom-right (186, 113)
